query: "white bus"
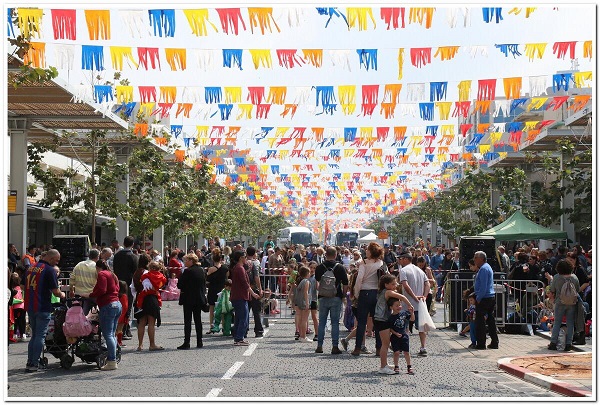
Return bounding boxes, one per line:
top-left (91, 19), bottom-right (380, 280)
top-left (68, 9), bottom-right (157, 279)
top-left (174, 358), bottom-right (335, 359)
top-left (276, 226), bottom-right (317, 248)
top-left (331, 228), bottom-right (375, 247)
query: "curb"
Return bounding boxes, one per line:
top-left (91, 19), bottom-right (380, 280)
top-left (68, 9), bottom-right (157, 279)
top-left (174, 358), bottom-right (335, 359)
top-left (498, 353), bottom-right (592, 397)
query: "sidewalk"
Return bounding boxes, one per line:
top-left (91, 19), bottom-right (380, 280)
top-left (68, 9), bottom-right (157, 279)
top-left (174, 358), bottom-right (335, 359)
top-left (431, 304), bottom-right (593, 397)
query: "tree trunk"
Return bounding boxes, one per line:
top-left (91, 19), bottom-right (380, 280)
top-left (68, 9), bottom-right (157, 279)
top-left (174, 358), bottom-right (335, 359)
top-left (90, 140), bottom-right (97, 245)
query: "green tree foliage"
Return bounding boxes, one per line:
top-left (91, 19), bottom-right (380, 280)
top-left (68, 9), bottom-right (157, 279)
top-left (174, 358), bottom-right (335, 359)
top-left (528, 139), bottom-right (592, 236)
top-left (26, 131), bottom-right (127, 241)
top-left (163, 159), bottom-right (212, 242)
top-left (389, 211), bottom-right (420, 242)
top-left (126, 137), bottom-right (171, 243)
top-left (404, 167), bottom-right (527, 240)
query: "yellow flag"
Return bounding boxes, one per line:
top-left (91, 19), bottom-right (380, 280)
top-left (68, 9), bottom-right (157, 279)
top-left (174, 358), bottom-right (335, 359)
top-left (17, 8), bottom-right (44, 38)
top-left (109, 46), bottom-right (139, 70)
top-left (115, 86), bottom-right (134, 103)
top-left (436, 102), bottom-right (452, 120)
top-left (524, 43), bottom-right (547, 61)
top-left (183, 9), bottom-right (218, 36)
top-left (347, 7), bottom-right (376, 30)
top-left (249, 49), bottom-right (272, 69)
top-left (573, 71), bottom-right (592, 88)
top-left (224, 87), bottom-right (242, 103)
top-left (457, 80), bottom-right (471, 101)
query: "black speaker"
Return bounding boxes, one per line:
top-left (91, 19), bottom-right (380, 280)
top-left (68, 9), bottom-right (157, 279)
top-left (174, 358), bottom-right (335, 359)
top-left (459, 236), bottom-right (500, 272)
top-left (53, 235), bottom-right (90, 276)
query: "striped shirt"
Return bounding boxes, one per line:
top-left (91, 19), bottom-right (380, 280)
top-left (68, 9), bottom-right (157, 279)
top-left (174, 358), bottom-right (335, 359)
top-left (69, 259), bottom-right (98, 295)
top-left (24, 260), bottom-right (59, 313)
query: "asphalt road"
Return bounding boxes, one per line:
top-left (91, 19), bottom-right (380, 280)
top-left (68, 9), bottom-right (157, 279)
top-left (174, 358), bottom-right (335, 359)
top-left (5, 300), bottom-right (561, 399)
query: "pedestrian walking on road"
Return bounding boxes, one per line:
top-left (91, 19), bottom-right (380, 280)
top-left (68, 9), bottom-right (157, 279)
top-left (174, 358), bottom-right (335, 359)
top-left (398, 252), bottom-right (430, 357)
top-left (547, 260), bottom-right (580, 352)
top-left (314, 246), bottom-right (348, 355)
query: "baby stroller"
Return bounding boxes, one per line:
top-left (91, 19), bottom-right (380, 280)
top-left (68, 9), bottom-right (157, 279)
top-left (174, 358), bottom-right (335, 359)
top-left (40, 302), bottom-right (70, 369)
top-left (42, 297), bottom-right (121, 370)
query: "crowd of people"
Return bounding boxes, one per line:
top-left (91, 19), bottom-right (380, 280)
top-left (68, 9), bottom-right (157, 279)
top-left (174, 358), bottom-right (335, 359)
top-left (7, 236), bottom-right (592, 375)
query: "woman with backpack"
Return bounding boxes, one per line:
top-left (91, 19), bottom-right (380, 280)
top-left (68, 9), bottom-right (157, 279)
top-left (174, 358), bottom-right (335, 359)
top-left (547, 259), bottom-right (580, 352)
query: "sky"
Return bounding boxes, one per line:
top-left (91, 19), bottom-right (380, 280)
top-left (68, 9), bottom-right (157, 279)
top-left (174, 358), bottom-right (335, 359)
top-left (4, 1), bottom-right (596, 236)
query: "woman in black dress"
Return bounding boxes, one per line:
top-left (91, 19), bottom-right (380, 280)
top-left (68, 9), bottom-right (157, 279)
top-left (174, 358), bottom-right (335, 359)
top-left (206, 248), bottom-right (229, 333)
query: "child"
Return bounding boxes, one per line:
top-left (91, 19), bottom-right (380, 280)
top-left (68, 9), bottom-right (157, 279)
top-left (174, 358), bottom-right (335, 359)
top-left (211, 279), bottom-right (233, 336)
top-left (137, 262), bottom-right (167, 309)
top-left (10, 272), bottom-right (26, 341)
top-left (286, 261), bottom-right (298, 314)
top-left (308, 263), bottom-right (319, 341)
top-left (388, 297), bottom-right (415, 375)
top-left (161, 273), bottom-right (181, 301)
top-left (262, 289), bottom-right (279, 315)
top-left (374, 274), bottom-right (413, 375)
top-left (293, 266), bottom-right (311, 342)
top-left (341, 264), bottom-right (359, 351)
top-left (116, 281), bottom-right (129, 347)
top-left (465, 293), bottom-right (477, 348)
top-left (51, 266), bottom-right (62, 304)
top-left (8, 285), bottom-right (16, 343)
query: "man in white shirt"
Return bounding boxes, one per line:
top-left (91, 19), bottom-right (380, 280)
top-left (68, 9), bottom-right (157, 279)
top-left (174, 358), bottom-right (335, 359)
top-left (398, 252), bottom-right (430, 357)
top-left (101, 247), bottom-right (114, 270)
top-left (261, 248), bottom-right (273, 274)
top-left (498, 246), bottom-right (510, 273)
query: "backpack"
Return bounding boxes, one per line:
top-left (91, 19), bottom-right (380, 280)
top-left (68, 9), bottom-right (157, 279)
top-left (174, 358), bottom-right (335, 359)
top-left (62, 303), bottom-right (93, 338)
top-left (377, 263), bottom-right (389, 280)
top-left (319, 263), bottom-right (338, 298)
top-left (560, 276), bottom-right (578, 305)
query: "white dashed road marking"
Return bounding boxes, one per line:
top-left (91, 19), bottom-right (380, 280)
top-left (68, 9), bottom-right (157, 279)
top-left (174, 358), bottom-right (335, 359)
top-left (206, 388), bottom-right (222, 397)
top-left (221, 361), bottom-right (244, 380)
top-left (243, 343), bottom-right (258, 356)
top-left (255, 328), bottom-right (269, 339)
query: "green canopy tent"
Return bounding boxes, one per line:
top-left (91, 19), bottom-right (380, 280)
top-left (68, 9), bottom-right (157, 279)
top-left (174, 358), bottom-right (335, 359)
top-left (478, 210), bottom-right (568, 241)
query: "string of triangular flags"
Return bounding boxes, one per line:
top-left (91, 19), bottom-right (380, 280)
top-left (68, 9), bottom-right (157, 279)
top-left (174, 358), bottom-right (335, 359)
top-left (10, 7), bottom-right (546, 41)
top-left (23, 40), bottom-right (594, 76)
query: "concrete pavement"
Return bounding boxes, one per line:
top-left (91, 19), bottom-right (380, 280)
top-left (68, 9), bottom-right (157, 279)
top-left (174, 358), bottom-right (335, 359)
top-left (430, 305), bottom-right (594, 398)
top-left (4, 298), bottom-right (594, 399)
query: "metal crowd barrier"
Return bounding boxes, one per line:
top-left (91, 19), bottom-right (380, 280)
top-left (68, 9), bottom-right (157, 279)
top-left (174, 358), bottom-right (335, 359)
top-left (58, 277), bottom-right (71, 293)
top-left (445, 277), bottom-right (546, 336)
top-left (258, 273), bottom-right (296, 319)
